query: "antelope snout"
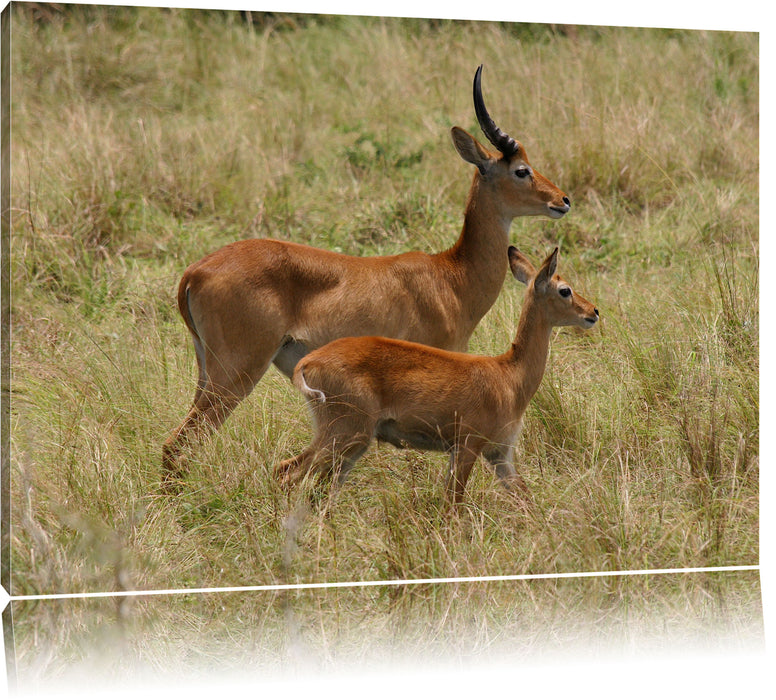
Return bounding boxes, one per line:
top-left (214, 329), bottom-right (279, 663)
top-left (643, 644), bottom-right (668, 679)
top-left (583, 308), bottom-right (600, 327)
top-left (548, 196), bottom-right (571, 219)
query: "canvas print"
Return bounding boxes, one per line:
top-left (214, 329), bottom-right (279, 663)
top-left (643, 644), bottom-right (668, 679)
top-left (0, 2), bottom-right (762, 692)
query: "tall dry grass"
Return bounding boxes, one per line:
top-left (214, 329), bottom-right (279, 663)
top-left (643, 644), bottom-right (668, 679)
top-left (7, 570), bottom-right (763, 687)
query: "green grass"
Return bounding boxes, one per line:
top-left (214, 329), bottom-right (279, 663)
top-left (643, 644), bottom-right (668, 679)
top-left (9, 6), bottom-right (758, 604)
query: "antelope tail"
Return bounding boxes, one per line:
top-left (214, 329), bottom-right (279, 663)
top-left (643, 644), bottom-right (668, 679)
top-left (299, 369), bottom-right (326, 403)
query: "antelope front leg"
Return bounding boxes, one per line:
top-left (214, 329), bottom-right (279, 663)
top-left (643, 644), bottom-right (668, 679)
top-left (444, 443), bottom-right (481, 505)
top-left (484, 446), bottom-right (533, 511)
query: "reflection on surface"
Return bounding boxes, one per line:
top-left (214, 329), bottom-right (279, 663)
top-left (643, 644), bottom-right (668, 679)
top-left (4, 570), bottom-right (764, 693)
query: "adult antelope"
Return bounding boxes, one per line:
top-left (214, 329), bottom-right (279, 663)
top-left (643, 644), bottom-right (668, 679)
top-left (162, 65), bottom-right (570, 482)
top-left (276, 247), bottom-right (598, 506)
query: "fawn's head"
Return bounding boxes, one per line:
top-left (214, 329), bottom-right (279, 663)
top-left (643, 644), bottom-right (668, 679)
top-left (508, 246), bottom-right (599, 329)
top-left (449, 65), bottom-right (570, 221)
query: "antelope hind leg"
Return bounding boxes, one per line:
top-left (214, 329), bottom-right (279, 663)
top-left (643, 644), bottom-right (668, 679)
top-left (161, 388), bottom-right (248, 491)
top-left (275, 447), bottom-right (317, 488)
top-left (161, 346), bottom-right (278, 489)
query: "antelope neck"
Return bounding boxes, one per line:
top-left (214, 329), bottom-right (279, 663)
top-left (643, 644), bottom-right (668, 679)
top-left (503, 292), bottom-right (554, 399)
top-left (444, 175), bottom-right (512, 320)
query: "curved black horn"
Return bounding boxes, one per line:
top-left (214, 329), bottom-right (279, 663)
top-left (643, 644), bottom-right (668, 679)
top-left (473, 64), bottom-right (520, 158)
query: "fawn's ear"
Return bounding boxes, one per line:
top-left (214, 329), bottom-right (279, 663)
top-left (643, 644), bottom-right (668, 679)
top-left (451, 126), bottom-right (497, 176)
top-left (508, 246), bottom-right (536, 286)
top-left (534, 247), bottom-right (559, 291)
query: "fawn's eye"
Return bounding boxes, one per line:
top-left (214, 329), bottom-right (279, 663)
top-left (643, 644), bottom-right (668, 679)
top-left (559, 287), bottom-right (572, 298)
top-left (514, 166), bottom-right (531, 179)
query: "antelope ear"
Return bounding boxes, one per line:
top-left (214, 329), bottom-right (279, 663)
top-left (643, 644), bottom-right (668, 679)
top-left (451, 126), bottom-right (496, 175)
top-left (508, 246), bottom-right (536, 286)
top-left (534, 247), bottom-right (559, 290)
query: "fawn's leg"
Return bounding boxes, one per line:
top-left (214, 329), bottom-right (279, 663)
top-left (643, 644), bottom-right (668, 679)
top-left (484, 445), bottom-right (530, 494)
top-left (444, 441), bottom-right (482, 505)
top-left (483, 444), bottom-right (534, 512)
top-left (276, 401), bottom-right (374, 490)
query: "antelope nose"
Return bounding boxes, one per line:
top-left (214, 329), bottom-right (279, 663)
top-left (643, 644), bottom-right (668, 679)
top-left (594, 308), bottom-right (599, 316)
top-left (549, 197), bottom-right (571, 218)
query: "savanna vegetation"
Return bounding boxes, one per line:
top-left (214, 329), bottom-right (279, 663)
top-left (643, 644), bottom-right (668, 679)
top-left (7, 569), bottom-right (764, 689)
top-left (8, 5), bottom-right (758, 606)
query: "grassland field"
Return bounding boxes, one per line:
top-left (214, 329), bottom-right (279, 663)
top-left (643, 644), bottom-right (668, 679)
top-left (7, 4), bottom-right (759, 616)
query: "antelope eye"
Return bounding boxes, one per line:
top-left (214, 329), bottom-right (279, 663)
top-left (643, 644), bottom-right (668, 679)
top-left (559, 287), bottom-right (572, 298)
top-left (514, 167), bottom-right (531, 179)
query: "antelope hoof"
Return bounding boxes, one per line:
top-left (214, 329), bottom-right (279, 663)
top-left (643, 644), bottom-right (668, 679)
top-left (275, 457), bottom-right (307, 489)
